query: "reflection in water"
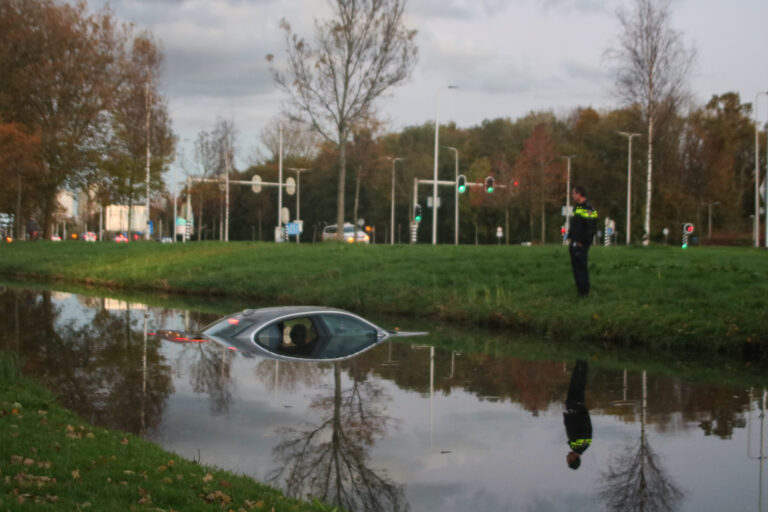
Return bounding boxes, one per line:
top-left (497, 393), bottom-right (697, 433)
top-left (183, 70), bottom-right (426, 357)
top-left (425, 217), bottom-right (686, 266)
top-left (600, 370), bottom-right (685, 512)
top-left (564, 360), bottom-right (592, 470)
top-left (2, 286), bottom-right (768, 511)
top-left (269, 362), bottom-right (406, 512)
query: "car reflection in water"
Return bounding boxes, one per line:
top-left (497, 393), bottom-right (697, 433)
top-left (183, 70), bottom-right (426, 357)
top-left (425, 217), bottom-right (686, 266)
top-left (161, 306), bottom-right (427, 361)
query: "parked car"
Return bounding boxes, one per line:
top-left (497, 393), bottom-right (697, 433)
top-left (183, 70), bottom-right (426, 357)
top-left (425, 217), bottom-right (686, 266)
top-left (114, 233), bottom-right (129, 243)
top-left (321, 223), bottom-right (370, 243)
top-left (50, 235), bottom-right (62, 242)
top-left (82, 231), bottom-right (97, 242)
top-left (158, 306), bottom-right (426, 361)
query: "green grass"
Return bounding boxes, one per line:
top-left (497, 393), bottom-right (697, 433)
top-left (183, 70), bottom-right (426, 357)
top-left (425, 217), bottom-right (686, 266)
top-left (1, 241), bottom-right (767, 359)
top-left (0, 352), bottom-right (327, 511)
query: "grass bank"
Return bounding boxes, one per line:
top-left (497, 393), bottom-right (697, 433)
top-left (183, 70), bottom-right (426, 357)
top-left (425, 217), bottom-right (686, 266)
top-left (1, 241), bottom-right (767, 359)
top-left (0, 352), bottom-right (325, 511)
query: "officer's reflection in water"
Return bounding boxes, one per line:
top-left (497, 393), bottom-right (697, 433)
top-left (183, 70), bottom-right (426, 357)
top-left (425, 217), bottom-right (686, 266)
top-left (564, 360), bottom-right (592, 470)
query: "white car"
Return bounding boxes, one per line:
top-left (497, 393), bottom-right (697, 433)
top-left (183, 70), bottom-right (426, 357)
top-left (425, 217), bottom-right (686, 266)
top-left (321, 223), bottom-right (370, 243)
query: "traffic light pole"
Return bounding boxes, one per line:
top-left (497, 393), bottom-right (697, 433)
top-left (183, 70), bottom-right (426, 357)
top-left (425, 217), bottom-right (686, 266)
top-left (184, 176), bottom-right (290, 243)
top-left (412, 177), bottom-right (508, 244)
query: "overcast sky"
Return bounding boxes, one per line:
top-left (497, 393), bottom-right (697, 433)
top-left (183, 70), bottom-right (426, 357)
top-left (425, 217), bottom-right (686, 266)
top-left (86, 0), bottom-right (768, 191)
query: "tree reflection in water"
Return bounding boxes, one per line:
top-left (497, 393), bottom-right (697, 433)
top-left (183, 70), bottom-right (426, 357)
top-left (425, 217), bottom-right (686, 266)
top-left (270, 362), bottom-right (407, 512)
top-left (181, 342), bottom-right (235, 414)
top-left (600, 371), bottom-right (684, 512)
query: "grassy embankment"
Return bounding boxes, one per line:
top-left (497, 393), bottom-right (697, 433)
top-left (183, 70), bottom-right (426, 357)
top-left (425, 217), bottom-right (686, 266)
top-left (1, 241), bottom-right (767, 359)
top-left (0, 353), bottom-right (326, 511)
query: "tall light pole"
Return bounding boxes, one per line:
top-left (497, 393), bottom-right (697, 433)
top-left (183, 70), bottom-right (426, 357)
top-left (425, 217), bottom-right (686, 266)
top-left (389, 157), bottom-right (405, 245)
top-left (446, 146), bottom-right (459, 245)
top-left (618, 131), bottom-right (641, 245)
top-left (432, 85), bottom-right (458, 245)
top-left (562, 155), bottom-right (576, 235)
top-left (702, 201), bottom-right (720, 239)
top-left (145, 79), bottom-right (152, 240)
top-left (278, 125), bottom-right (284, 242)
top-left (755, 92), bottom-right (768, 247)
top-left (287, 167), bottom-right (311, 243)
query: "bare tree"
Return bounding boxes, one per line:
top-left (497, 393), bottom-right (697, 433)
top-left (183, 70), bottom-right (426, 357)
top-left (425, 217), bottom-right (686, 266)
top-left (252, 116), bottom-right (321, 165)
top-left (607, 0), bottom-right (695, 245)
top-left (267, 0), bottom-right (417, 239)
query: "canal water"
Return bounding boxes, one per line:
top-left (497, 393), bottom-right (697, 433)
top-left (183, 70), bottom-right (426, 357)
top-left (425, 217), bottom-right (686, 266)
top-left (1, 285), bottom-right (766, 512)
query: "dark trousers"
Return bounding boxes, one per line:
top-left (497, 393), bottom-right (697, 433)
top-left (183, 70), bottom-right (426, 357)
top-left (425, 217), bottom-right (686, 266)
top-left (566, 360), bottom-right (588, 408)
top-left (569, 242), bottom-right (590, 296)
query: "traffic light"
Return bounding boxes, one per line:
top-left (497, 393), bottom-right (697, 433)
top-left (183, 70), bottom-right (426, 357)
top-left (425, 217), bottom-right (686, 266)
top-left (457, 174), bottom-right (467, 194)
top-left (485, 176), bottom-right (495, 193)
top-left (682, 223), bottom-right (694, 249)
top-left (513, 179), bottom-right (519, 187)
top-left (414, 204), bottom-right (422, 223)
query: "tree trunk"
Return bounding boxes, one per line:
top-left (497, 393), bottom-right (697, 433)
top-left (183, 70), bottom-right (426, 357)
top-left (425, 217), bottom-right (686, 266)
top-left (336, 128), bottom-right (347, 241)
top-left (643, 116), bottom-right (654, 246)
top-left (353, 165), bottom-right (361, 232)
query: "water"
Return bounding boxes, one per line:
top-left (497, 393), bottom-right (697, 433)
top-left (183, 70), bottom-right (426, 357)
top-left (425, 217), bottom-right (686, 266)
top-left (0, 285), bottom-right (765, 512)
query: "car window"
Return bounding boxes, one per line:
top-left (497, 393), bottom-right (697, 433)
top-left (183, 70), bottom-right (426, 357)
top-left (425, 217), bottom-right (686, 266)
top-left (315, 314), bottom-right (378, 359)
top-left (256, 316), bottom-right (320, 356)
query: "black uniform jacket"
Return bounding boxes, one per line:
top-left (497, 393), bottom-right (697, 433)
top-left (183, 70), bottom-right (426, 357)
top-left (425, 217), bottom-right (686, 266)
top-left (568, 200), bottom-right (598, 246)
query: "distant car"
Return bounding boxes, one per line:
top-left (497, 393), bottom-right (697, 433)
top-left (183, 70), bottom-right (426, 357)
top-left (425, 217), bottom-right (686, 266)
top-left (321, 223), bottom-right (370, 243)
top-left (50, 235), bottom-right (62, 242)
top-left (159, 236), bottom-right (173, 243)
top-left (82, 231), bottom-right (97, 242)
top-left (168, 306), bottom-right (426, 361)
top-left (114, 233), bottom-right (129, 243)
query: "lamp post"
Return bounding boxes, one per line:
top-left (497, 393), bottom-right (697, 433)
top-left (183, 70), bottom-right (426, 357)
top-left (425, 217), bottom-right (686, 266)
top-left (446, 146), bottom-right (459, 245)
top-left (432, 85), bottom-right (458, 245)
top-left (755, 92), bottom-right (768, 247)
top-left (618, 131), bottom-right (641, 245)
top-left (145, 80), bottom-right (152, 240)
top-left (562, 155), bottom-right (576, 235)
top-left (389, 157), bottom-right (405, 245)
top-left (287, 167), bottom-right (311, 243)
top-left (702, 201), bottom-right (720, 239)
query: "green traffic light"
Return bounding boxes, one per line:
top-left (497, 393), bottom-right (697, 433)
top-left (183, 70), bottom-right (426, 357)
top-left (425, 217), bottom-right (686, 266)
top-left (682, 243), bottom-right (688, 249)
top-left (458, 185), bottom-right (466, 193)
top-left (415, 215), bottom-right (422, 222)
top-left (487, 186), bottom-right (494, 193)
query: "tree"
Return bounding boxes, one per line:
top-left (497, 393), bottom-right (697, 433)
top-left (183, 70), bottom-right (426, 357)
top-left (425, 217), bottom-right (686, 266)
top-left (0, 0), bottom-right (128, 238)
top-left (253, 116), bottom-right (321, 164)
top-left (607, 0), bottom-right (695, 245)
top-left (514, 124), bottom-right (561, 243)
top-left (105, 33), bottom-right (176, 237)
top-left (268, 0), bottom-right (417, 240)
top-left (0, 122), bottom-right (43, 238)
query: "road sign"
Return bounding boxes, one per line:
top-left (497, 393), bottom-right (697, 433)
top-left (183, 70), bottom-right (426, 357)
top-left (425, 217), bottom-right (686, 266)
top-left (427, 196), bottom-right (441, 208)
top-left (285, 177), bottom-right (296, 196)
top-left (496, 226), bottom-right (503, 238)
top-left (286, 222), bottom-right (301, 236)
top-left (251, 174), bottom-right (262, 193)
top-left (281, 207), bottom-right (290, 224)
top-left (561, 205), bottom-right (573, 216)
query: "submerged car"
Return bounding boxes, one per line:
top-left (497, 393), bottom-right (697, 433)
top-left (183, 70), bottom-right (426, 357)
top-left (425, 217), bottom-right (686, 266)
top-left (166, 307), bottom-right (426, 361)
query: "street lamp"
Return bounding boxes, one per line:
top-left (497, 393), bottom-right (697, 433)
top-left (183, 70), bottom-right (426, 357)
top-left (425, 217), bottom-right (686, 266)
top-left (145, 80), bottom-right (152, 241)
top-left (388, 157), bottom-right (405, 245)
top-left (446, 146), bottom-right (459, 245)
top-left (287, 167), bottom-right (311, 243)
top-left (702, 201), bottom-right (720, 239)
top-left (432, 85), bottom-right (458, 245)
top-left (618, 131), bottom-right (641, 245)
top-left (562, 155), bottom-right (576, 236)
top-left (755, 91), bottom-right (768, 247)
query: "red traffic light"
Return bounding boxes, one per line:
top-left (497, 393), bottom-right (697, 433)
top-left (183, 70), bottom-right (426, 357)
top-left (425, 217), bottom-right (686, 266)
top-left (683, 223), bottom-right (694, 234)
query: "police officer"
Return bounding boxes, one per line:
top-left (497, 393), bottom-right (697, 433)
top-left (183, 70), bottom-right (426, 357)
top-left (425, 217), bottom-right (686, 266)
top-left (567, 185), bottom-right (598, 297)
